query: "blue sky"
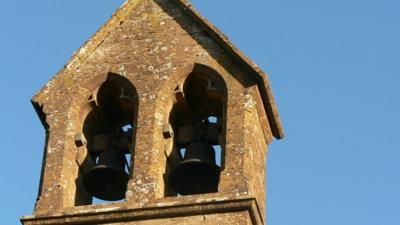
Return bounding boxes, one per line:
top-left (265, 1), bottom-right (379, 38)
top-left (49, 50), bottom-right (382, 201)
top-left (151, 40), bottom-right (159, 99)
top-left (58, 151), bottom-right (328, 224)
top-left (1, 0), bottom-right (399, 224)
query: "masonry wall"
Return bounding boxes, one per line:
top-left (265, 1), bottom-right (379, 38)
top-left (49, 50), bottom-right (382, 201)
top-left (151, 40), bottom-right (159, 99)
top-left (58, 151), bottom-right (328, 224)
top-left (243, 86), bottom-right (272, 221)
top-left (27, 0), bottom-right (273, 224)
top-left (103, 211), bottom-right (252, 225)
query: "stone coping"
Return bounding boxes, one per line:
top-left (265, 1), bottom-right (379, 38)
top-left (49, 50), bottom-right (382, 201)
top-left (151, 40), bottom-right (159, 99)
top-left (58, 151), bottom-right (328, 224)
top-left (21, 197), bottom-right (264, 225)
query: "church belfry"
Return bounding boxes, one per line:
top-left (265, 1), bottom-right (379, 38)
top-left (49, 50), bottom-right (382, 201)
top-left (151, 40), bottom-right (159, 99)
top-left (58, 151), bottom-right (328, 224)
top-left (21, 0), bottom-right (284, 224)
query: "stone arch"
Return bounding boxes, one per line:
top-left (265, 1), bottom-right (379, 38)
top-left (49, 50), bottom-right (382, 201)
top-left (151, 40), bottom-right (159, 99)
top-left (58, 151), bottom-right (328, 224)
top-left (180, 63), bottom-right (228, 169)
top-left (73, 72), bottom-right (139, 205)
top-left (157, 63), bottom-right (228, 196)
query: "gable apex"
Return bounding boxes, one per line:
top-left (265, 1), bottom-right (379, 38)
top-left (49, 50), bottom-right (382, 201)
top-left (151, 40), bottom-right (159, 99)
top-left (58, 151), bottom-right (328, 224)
top-left (33, 0), bottom-right (284, 139)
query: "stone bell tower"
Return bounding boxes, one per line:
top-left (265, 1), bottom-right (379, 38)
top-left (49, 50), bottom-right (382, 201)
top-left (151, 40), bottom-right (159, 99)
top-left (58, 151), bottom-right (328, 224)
top-left (21, 0), bottom-right (284, 224)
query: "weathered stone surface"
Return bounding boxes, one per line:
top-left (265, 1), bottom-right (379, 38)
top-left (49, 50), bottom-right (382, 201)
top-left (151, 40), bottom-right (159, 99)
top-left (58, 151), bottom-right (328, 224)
top-left (22, 0), bottom-right (283, 224)
top-left (21, 197), bottom-right (260, 225)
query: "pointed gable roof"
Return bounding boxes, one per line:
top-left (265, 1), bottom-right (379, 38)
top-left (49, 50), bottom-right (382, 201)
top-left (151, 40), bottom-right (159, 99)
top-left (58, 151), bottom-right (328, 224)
top-left (34, 0), bottom-right (284, 139)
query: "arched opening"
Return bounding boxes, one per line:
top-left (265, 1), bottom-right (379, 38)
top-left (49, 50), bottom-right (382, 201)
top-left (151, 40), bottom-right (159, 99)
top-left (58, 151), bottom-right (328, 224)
top-left (75, 74), bottom-right (138, 205)
top-left (166, 67), bottom-right (227, 196)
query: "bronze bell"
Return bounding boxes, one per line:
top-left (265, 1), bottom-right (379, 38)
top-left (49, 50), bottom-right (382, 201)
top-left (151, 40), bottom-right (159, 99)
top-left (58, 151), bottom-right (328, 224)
top-left (83, 149), bottom-right (129, 201)
top-left (169, 140), bottom-right (221, 195)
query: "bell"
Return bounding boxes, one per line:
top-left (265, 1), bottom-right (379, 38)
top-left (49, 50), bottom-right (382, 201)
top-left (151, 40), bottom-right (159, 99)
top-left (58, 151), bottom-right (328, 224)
top-left (83, 149), bottom-right (129, 201)
top-left (169, 140), bottom-right (220, 195)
